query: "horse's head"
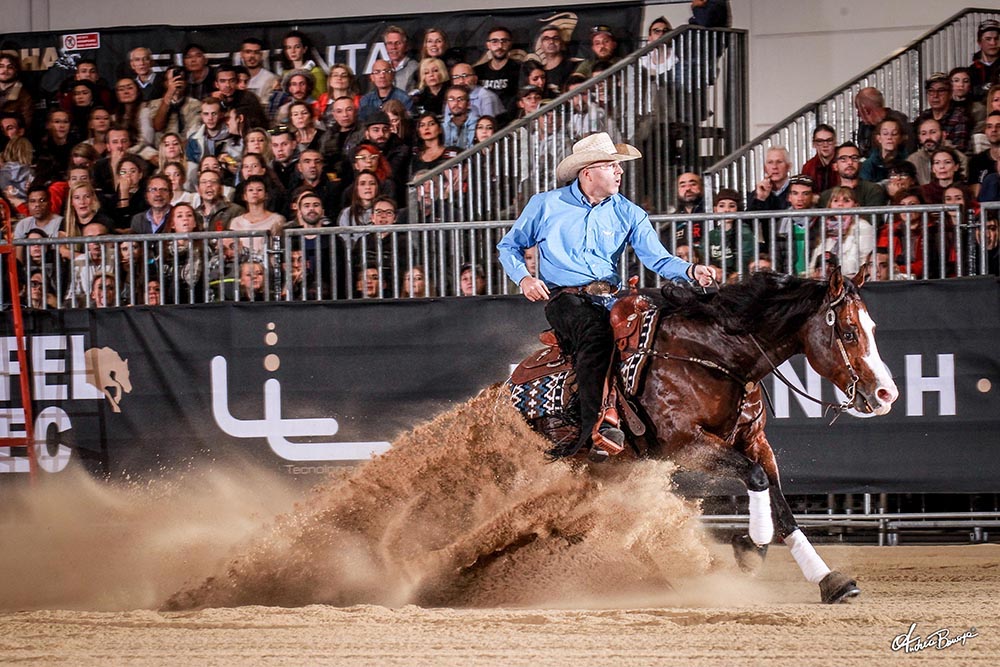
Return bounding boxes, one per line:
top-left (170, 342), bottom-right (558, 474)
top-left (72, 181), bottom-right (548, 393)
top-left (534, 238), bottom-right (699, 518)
top-left (802, 268), bottom-right (898, 416)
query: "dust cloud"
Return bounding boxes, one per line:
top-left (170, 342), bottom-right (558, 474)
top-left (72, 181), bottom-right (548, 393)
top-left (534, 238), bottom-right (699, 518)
top-left (163, 386), bottom-right (722, 610)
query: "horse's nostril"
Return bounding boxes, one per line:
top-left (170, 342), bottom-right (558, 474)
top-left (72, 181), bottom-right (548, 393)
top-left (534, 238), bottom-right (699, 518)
top-left (877, 388), bottom-right (893, 403)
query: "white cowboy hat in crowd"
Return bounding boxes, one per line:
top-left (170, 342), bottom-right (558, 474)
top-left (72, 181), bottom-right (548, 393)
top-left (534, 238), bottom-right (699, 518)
top-left (555, 132), bottom-right (642, 183)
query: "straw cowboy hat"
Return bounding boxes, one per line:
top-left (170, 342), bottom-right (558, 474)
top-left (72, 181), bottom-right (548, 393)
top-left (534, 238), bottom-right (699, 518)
top-left (555, 132), bottom-right (642, 183)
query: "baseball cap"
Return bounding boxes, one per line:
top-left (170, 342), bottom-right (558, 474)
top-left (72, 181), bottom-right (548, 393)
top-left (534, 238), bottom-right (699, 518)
top-left (978, 19), bottom-right (1000, 39)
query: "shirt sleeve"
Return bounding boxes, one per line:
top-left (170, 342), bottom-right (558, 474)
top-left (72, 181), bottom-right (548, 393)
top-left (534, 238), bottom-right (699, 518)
top-left (627, 203), bottom-right (692, 281)
top-left (497, 194), bottom-right (542, 285)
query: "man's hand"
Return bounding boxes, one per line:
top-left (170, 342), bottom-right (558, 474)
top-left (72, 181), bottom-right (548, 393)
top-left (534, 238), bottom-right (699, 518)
top-left (754, 177), bottom-right (773, 202)
top-left (520, 276), bottom-right (550, 302)
top-left (692, 264), bottom-right (715, 287)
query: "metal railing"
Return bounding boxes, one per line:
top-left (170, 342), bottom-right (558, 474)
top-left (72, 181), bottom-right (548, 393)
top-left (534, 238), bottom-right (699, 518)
top-left (704, 8), bottom-right (1000, 201)
top-left (3, 202), bottom-right (995, 309)
top-left (408, 24), bottom-right (748, 222)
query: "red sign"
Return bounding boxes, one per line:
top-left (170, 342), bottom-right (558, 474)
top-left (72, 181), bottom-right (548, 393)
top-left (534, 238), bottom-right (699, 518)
top-left (62, 33), bottom-right (100, 51)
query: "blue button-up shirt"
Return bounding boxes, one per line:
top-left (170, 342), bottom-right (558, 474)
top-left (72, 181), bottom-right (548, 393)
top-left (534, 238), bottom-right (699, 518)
top-left (498, 180), bottom-right (692, 289)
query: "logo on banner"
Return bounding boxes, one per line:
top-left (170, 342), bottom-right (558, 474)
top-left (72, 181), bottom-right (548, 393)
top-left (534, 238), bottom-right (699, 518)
top-left (210, 322), bottom-right (390, 462)
top-left (84, 347), bottom-right (132, 413)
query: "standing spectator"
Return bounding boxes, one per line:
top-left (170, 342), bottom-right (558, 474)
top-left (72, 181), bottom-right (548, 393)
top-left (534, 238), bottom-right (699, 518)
top-left (575, 25), bottom-right (619, 78)
top-left (950, 67), bottom-right (985, 137)
top-left (475, 26), bottom-right (520, 112)
top-left (915, 72), bottom-right (972, 154)
top-left (854, 87), bottom-right (912, 156)
top-left (0, 54), bottom-right (34, 128)
top-left (970, 19), bottom-right (1000, 100)
top-left (239, 38), bottom-right (278, 103)
top-left (412, 58), bottom-right (449, 117)
top-left (183, 44), bottom-right (215, 102)
top-left (279, 31), bottom-right (325, 99)
top-left (383, 26), bottom-right (419, 92)
top-left (358, 60), bottom-right (413, 122)
top-left (819, 142), bottom-right (887, 207)
top-left (802, 125), bottom-right (839, 193)
top-left (128, 47), bottom-right (164, 102)
top-left (748, 146), bottom-right (792, 211)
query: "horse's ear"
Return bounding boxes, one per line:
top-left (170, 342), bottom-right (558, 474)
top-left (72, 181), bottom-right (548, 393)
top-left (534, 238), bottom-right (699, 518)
top-left (827, 265), bottom-right (845, 299)
top-left (851, 266), bottom-right (868, 289)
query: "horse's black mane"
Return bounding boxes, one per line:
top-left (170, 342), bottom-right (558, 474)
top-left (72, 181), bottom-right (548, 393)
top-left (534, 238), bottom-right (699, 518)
top-left (646, 271), bottom-right (850, 341)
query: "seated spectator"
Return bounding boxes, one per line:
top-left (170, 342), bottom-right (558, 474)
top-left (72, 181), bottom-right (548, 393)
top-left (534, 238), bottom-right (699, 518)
top-left (443, 84), bottom-right (478, 150)
top-left (383, 25), bottom-right (419, 92)
top-left (358, 59), bottom-right (413, 122)
top-left (576, 25), bottom-right (620, 78)
top-left (163, 161), bottom-right (195, 205)
top-left (638, 16), bottom-right (676, 77)
top-left (401, 264), bottom-right (434, 298)
top-left (885, 159), bottom-right (918, 201)
top-left (448, 63), bottom-right (504, 123)
top-left (819, 142), bottom-right (887, 207)
top-left (63, 182), bottom-right (113, 238)
top-left (234, 153), bottom-right (285, 213)
top-left (355, 266), bottom-right (387, 299)
top-left (0, 54), bottom-right (35, 128)
top-left (353, 195), bottom-right (404, 279)
top-left (129, 172), bottom-right (173, 234)
top-left (183, 44), bottom-right (215, 102)
top-left (1, 135), bottom-right (33, 203)
top-left (854, 86), bottom-right (912, 155)
top-left (973, 214), bottom-right (999, 275)
top-left (915, 72), bottom-right (972, 154)
top-left (229, 175), bottom-right (285, 256)
top-left (535, 24), bottom-right (575, 91)
top-left (802, 124), bottom-right (839, 194)
top-left (383, 99), bottom-right (412, 148)
top-left (776, 174), bottom-right (817, 275)
top-left (24, 267), bottom-right (58, 309)
top-left (289, 148), bottom-right (341, 217)
top-left (363, 109), bottom-right (410, 192)
top-left (412, 112), bottom-right (448, 172)
top-left (475, 26), bottom-right (521, 112)
top-left (193, 169), bottom-right (244, 231)
top-left (35, 109), bottom-right (74, 174)
top-left (239, 38), bottom-right (278, 103)
top-left (319, 97), bottom-right (363, 182)
top-left (950, 67), bottom-right (985, 137)
top-left (111, 77), bottom-right (145, 144)
top-left (66, 80), bottom-right (98, 139)
top-left (343, 142), bottom-right (395, 206)
top-left (459, 263), bottom-right (487, 296)
top-left (969, 110), bottom-right (1000, 197)
top-left (665, 171), bottom-right (705, 250)
top-left (969, 19), bottom-right (1000, 100)
top-left (412, 58), bottom-right (448, 117)
top-left (907, 116), bottom-right (969, 185)
top-left (66, 222), bottom-right (115, 305)
top-left (565, 73), bottom-right (611, 142)
top-left (86, 106), bottom-right (113, 157)
top-left (860, 117), bottom-right (909, 184)
top-left (748, 254), bottom-right (773, 273)
top-left (748, 146), bottom-right (792, 211)
top-left (279, 30), bottom-right (326, 99)
top-left (520, 61), bottom-right (559, 100)
top-left (213, 64), bottom-right (268, 131)
top-left (238, 260), bottom-right (267, 300)
top-left (474, 116), bottom-right (497, 143)
top-left (129, 47), bottom-right (164, 102)
top-left (811, 186), bottom-right (875, 277)
top-left (289, 100), bottom-right (322, 152)
top-left (13, 185), bottom-right (63, 240)
top-left (420, 27), bottom-right (463, 70)
top-left (921, 146), bottom-right (966, 204)
top-left (89, 271), bottom-right (117, 308)
top-left (273, 69), bottom-right (316, 126)
top-left (103, 154), bottom-right (148, 232)
top-left (514, 85), bottom-right (544, 120)
top-left (337, 170), bottom-right (380, 237)
top-left (810, 250), bottom-right (839, 280)
top-left (269, 126), bottom-right (300, 191)
top-left (186, 97), bottom-right (233, 164)
top-left (706, 188), bottom-right (754, 275)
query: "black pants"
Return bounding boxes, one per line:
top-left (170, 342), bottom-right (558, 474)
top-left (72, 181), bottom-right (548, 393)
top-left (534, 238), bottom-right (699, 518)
top-left (545, 291), bottom-right (614, 456)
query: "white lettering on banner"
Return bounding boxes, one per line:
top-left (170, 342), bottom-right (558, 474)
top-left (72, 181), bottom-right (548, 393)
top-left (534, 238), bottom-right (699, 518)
top-left (770, 360), bottom-right (824, 419)
top-left (0, 336), bottom-right (22, 401)
top-left (325, 45), bottom-right (368, 76)
top-left (362, 44), bottom-right (390, 75)
top-left (32, 335), bottom-right (67, 401)
top-left (210, 356), bottom-right (391, 462)
top-left (905, 354), bottom-right (956, 417)
top-left (71, 335), bottom-right (104, 400)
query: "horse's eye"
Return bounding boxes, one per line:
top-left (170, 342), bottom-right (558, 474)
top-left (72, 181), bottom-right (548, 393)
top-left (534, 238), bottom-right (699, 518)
top-left (843, 330), bottom-right (857, 343)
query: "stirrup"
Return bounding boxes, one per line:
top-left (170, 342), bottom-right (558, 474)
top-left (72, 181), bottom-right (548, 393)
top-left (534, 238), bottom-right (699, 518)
top-left (593, 425), bottom-right (625, 455)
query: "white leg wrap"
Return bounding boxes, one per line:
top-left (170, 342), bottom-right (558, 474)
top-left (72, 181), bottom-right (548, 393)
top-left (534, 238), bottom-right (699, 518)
top-left (785, 529), bottom-right (831, 584)
top-left (747, 489), bottom-right (773, 546)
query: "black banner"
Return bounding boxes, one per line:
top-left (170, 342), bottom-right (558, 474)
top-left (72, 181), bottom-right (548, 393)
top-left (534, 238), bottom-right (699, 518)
top-left (1, 278), bottom-right (999, 493)
top-left (0, 3), bottom-right (643, 96)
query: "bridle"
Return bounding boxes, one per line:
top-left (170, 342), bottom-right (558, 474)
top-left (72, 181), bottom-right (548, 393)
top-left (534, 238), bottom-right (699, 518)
top-left (749, 287), bottom-right (861, 423)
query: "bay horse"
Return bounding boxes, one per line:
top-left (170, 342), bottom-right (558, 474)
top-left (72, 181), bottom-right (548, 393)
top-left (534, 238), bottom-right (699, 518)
top-left (510, 268), bottom-right (898, 603)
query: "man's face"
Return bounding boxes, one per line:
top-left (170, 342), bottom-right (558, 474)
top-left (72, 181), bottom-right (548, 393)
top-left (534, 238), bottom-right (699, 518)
top-left (812, 129), bottom-right (836, 159)
top-left (198, 173), bottom-right (221, 202)
top-left (486, 31), bottom-right (512, 61)
top-left (332, 99), bottom-right (356, 129)
top-left (370, 60), bottom-right (394, 91)
top-left (130, 49), bottom-right (152, 76)
top-left (297, 151), bottom-right (322, 181)
top-left (518, 92), bottom-right (542, 115)
top-left (979, 219), bottom-right (999, 250)
top-left (107, 129), bottom-right (130, 155)
top-left (384, 31), bottom-right (407, 62)
top-left (287, 75), bottom-right (309, 101)
top-left (0, 58), bottom-right (17, 84)
top-left (372, 201), bottom-right (397, 226)
top-left (764, 150), bottom-right (790, 183)
top-left (27, 191), bottom-right (51, 220)
top-left (985, 115), bottom-right (1000, 146)
top-left (240, 43), bottom-right (263, 69)
top-left (447, 89), bottom-right (470, 116)
top-left (365, 123), bottom-right (390, 145)
top-left (76, 62), bottom-right (98, 82)
top-left (713, 199), bottom-right (738, 215)
top-left (1, 118), bottom-right (22, 139)
top-left (787, 184), bottom-right (814, 210)
top-left (451, 64), bottom-right (476, 88)
top-left (591, 33), bottom-right (616, 60)
top-left (297, 197), bottom-right (324, 226)
top-left (834, 147), bottom-right (861, 178)
top-left (676, 173), bottom-right (702, 204)
top-left (146, 177), bottom-right (171, 209)
top-left (215, 71), bottom-right (237, 97)
top-left (581, 160), bottom-right (622, 199)
top-left (919, 121), bottom-right (942, 152)
top-left (979, 29), bottom-right (1000, 61)
top-left (200, 103), bottom-right (222, 131)
top-left (875, 253), bottom-right (891, 281)
top-left (183, 48), bottom-right (207, 74)
top-left (926, 81), bottom-right (951, 112)
top-left (272, 133), bottom-right (295, 161)
top-left (540, 30), bottom-right (563, 56)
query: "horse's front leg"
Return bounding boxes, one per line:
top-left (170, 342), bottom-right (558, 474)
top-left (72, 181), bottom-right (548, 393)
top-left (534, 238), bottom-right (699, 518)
top-left (746, 431), bottom-right (861, 604)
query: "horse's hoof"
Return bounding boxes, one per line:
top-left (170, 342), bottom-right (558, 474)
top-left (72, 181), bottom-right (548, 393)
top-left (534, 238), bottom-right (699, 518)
top-left (819, 570), bottom-right (860, 604)
top-left (731, 534), bottom-right (768, 574)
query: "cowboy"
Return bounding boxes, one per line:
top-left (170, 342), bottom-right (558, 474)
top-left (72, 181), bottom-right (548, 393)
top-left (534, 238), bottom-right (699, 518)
top-left (498, 132), bottom-right (713, 461)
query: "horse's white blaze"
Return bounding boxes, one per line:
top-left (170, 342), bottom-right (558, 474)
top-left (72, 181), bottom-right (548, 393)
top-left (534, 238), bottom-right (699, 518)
top-left (747, 489), bottom-right (773, 546)
top-left (785, 529), bottom-right (831, 584)
top-left (858, 307), bottom-right (898, 414)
